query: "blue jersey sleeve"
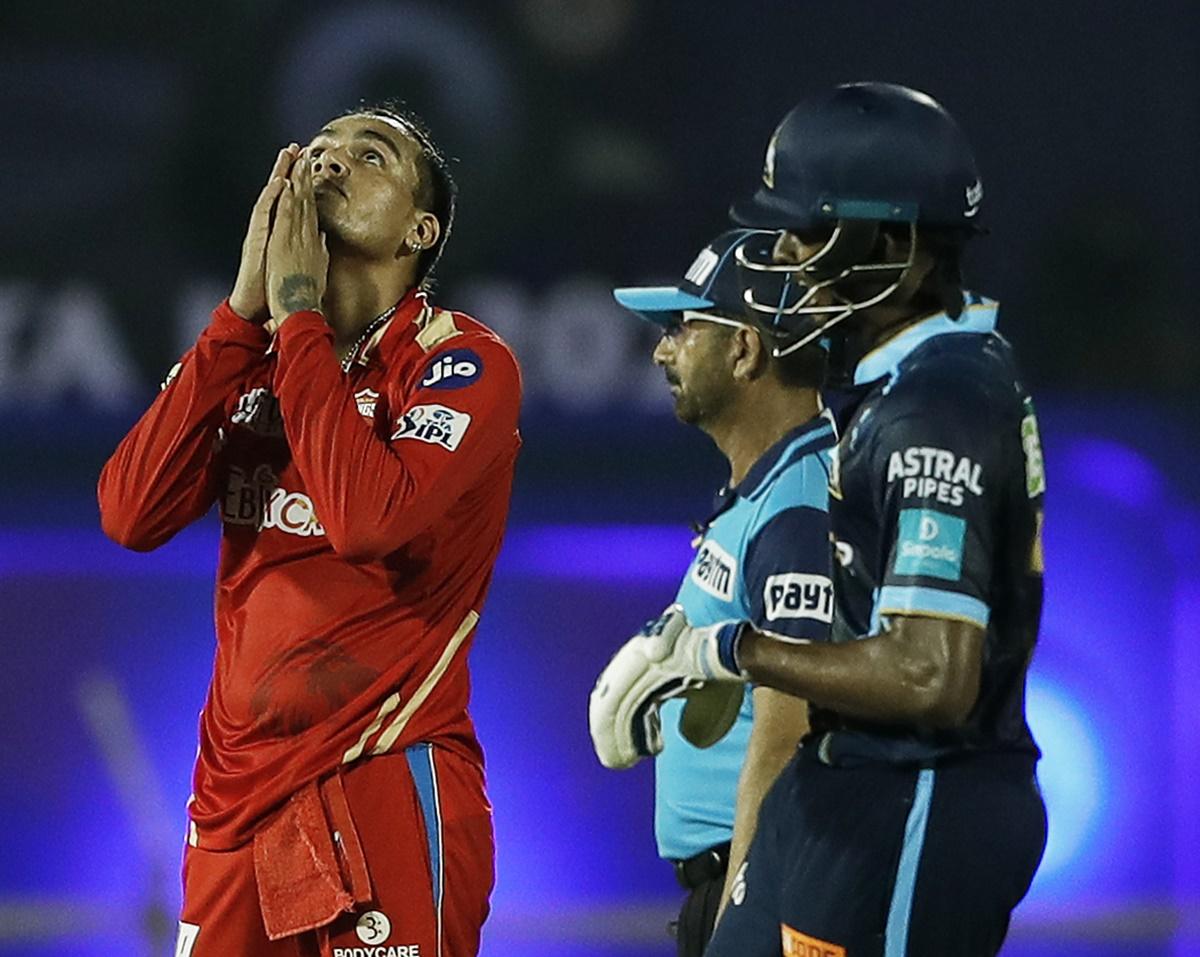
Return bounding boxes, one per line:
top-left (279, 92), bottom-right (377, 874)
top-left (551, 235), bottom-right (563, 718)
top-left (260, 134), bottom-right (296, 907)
top-left (744, 505), bottom-right (834, 641)
top-left (869, 374), bottom-right (1005, 629)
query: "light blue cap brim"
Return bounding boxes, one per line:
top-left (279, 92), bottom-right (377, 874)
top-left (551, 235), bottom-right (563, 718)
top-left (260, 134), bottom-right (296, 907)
top-left (612, 286), bottom-right (714, 324)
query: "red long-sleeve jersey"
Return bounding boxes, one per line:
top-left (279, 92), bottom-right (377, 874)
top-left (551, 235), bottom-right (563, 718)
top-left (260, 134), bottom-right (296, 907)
top-left (98, 291), bottom-right (521, 850)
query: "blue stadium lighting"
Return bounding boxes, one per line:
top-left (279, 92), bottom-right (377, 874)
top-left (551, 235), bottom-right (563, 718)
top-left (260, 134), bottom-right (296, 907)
top-left (1059, 438), bottom-right (1163, 509)
top-left (497, 524), bottom-right (695, 582)
top-left (1024, 675), bottom-right (1111, 890)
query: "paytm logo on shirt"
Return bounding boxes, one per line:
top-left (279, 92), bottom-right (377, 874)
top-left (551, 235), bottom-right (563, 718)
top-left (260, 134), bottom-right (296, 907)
top-left (893, 508), bottom-right (966, 580)
top-left (691, 539), bottom-right (737, 602)
top-left (421, 348), bottom-right (483, 390)
top-left (764, 573), bottom-right (834, 623)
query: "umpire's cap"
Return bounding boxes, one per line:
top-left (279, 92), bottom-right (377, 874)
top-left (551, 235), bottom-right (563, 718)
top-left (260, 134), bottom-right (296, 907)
top-left (613, 229), bottom-right (776, 325)
top-left (731, 82), bottom-right (983, 231)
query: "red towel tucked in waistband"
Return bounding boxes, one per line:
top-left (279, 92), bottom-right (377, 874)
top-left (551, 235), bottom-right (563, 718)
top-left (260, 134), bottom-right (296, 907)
top-left (252, 772), bottom-right (373, 940)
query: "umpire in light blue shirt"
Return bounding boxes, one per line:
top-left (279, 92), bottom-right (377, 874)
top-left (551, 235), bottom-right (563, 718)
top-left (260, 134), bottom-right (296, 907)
top-left (589, 228), bottom-right (836, 956)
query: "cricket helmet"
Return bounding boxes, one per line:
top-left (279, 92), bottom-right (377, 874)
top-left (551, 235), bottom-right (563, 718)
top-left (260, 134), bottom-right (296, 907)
top-left (730, 82), bottom-right (982, 353)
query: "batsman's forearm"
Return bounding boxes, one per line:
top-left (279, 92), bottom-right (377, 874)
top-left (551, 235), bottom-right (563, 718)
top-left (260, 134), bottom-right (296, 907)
top-left (719, 777), bottom-right (766, 921)
top-left (738, 626), bottom-right (964, 727)
top-left (718, 692), bottom-right (806, 920)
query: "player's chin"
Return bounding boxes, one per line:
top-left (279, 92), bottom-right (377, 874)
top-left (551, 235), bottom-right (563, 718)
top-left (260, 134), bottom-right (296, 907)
top-left (318, 218), bottom-right (387, 257)
top-left (316, 217), bottom-right (367, 255)
top-left (672, 394), bottom-right (702, 425)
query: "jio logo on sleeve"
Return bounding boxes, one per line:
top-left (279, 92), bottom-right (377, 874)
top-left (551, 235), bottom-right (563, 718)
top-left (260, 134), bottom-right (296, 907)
top-left (421, 348), bottom-right (483, 389)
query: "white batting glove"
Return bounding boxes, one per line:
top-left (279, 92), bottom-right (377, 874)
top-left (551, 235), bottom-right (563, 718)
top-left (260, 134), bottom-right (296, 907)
top-left (588, 605), bottom-right (746, 770)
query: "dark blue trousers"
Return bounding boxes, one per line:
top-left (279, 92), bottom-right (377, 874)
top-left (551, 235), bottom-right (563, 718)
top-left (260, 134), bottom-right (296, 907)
top-left (706, 744), bottom-right (1046, 957)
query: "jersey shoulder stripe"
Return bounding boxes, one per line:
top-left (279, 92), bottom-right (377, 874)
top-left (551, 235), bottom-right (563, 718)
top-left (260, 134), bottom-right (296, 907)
top-left (416, 308), bottom-right (463, 352)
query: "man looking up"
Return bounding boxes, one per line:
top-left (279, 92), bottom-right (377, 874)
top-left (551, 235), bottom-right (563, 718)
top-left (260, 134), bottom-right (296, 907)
top-left (99, 105), bottom-right (522, 957)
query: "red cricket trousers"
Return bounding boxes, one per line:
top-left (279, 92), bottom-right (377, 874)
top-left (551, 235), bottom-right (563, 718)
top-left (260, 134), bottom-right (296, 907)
top-left (176, 744), bottom-right (494, 957)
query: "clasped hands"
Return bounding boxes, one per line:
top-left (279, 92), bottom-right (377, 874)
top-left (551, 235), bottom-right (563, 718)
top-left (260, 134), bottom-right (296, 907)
top-left (588, 605), bottom-right (747, 770)
top-left (228, 144), bottom-right (329, 332)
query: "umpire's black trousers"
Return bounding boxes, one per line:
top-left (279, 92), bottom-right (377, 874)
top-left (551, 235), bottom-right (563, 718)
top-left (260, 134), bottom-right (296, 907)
top-left (670, 842), bottom-right (729, 957)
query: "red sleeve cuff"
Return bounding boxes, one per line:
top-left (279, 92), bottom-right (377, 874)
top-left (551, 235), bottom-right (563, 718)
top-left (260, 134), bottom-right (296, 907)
top-left (274, 310), bottom-right (332, 353)
top-left (273, 312), bottom-right (335, 393)
top-left (211, 299), bottom-right (272, 345)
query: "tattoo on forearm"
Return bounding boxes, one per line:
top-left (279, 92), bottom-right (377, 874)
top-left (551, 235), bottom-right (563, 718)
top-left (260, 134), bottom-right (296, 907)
top-left (277, 275), bottom-right (320, 313)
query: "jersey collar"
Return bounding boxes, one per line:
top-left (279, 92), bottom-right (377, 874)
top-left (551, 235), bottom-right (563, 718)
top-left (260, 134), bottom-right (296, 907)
top-left (707, 410), bottom-right (837, 519)
top-left (852, 294), bottom-right (999, 386)
top-left (345, 288), bottom-right (431, 369)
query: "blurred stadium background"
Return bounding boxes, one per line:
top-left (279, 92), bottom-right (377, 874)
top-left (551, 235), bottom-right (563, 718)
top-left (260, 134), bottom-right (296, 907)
top-left (1, 1), bottom-right (1197, 955)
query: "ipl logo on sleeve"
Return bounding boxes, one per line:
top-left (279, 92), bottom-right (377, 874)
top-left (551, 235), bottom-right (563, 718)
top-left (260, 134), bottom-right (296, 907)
top-left (893, 508), bottom-right (966, 580)
top-left (392, 404), bottom-right (472, 451)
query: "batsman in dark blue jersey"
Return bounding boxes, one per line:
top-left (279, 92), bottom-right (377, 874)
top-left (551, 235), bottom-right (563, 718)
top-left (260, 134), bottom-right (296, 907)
top-left (704, 288), bottom-right (1049, 957)
top-left (597, 83), bottom-right (1048, 957)
top-left (713, 81), bottom-right (1047, 957)
top-left (814, 292), bottom-right (1044, 769)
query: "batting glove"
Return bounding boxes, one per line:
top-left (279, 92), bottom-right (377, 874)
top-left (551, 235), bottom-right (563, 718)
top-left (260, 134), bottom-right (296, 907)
top-left (588, 605), bottom-right (746, 770)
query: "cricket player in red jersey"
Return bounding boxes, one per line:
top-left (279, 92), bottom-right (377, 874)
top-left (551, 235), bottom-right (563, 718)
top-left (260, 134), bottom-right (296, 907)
top-left (98, 105), bottom-right (521, 957)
